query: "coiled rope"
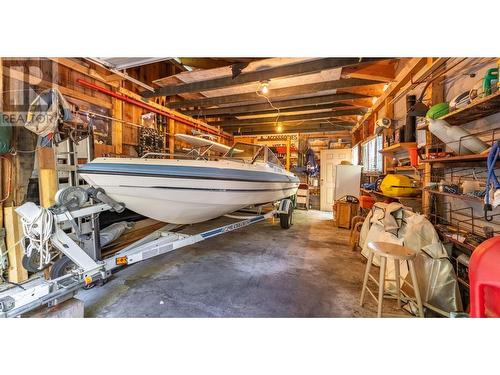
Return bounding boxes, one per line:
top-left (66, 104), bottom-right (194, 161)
top-left (20, 208), bottom-right (55, 269)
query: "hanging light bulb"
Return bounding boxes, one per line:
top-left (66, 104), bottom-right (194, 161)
top-left (259, 80), bottom-right (270, 95)
top-left (276, 122), bottom-right (283, 133)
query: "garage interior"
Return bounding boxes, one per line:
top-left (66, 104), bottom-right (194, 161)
top-left (0, 56), bottom-right (499, 318)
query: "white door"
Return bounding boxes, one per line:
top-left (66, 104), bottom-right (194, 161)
top-left (320, 149), bottom-right (351, 211)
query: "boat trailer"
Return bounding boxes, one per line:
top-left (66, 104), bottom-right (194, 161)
top-left (0, 187), bottom-right (294, 317)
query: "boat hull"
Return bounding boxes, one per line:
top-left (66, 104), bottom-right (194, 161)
top-left (79, 158), bottom-right (299, 224)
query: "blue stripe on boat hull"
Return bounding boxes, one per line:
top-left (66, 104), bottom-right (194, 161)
top-left (118, 185), bottom-right (298, 193)
top-left (79, 163), bottom-right (300, 183)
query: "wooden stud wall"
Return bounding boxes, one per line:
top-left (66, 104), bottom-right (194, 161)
top-left (0, 57), bottom-right (231, 283)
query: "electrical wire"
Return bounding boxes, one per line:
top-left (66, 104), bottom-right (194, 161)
top-left (0, 275), bottom-right (26, 290)
top-left (389, 58), bottom-right (467, 105)
top-left (255, 86), bottom-right (281, 129)
top-left (415, 58), bottom-right (468, 103)
top-left (76, 110), bottom-right (145, 130)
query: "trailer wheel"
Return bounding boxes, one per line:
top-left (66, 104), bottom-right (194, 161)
top-left (280, 205), bottom-right (293, 229)
top-left (50, 256), bottom-right (95, 289)
top-left (22, 250), bottom-right (50, 273)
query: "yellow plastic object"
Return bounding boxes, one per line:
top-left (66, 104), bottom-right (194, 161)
top-left (380, 174), bottom-right (419, 197)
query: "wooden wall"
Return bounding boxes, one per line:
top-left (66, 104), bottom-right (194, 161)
top-left (0, 57), bottom-right (232, 282)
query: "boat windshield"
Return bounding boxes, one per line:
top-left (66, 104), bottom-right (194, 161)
top-left (224, 142), bottom-right (283, 168)
top-left (225, 142), bottom-right (261, 161)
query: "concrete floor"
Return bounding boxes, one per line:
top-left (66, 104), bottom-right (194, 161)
top-left (79, 210), bottom-right (400, 317)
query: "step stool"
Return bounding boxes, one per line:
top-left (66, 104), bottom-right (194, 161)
top-left (360, 241), bottom-right (424, 317)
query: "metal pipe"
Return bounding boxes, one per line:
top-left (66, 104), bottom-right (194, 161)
top-left (76, 79), bottom-right (231, 140)
top-left (76, 110), bottom-right (147, 130)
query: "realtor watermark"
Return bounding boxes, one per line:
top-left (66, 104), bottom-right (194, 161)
top-left (1, 58), bottom-right (58, 125)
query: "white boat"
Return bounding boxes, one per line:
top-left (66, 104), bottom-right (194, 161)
top-left (79, 140), bottom-right (299, 224)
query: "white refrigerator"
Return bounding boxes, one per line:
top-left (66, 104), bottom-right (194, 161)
top-left (333, 165), bottom-right (362, 201)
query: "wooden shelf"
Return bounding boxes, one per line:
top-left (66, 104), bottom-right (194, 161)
top-left (420, 153), bottom-right (489, 167)
top-left (361, 188), bottom-right (421, 201)
top-left (386, 165), bottom-right (424, 172)
top-left (380, 142), bottom-right (417, 155)
top-left (440, 91), bottom-right (500, 126)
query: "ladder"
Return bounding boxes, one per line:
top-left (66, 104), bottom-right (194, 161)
top-left (55, 136), bottom-right (101, 261)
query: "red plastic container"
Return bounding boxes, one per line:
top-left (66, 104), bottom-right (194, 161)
top-left (409, 147), bottom-right (419, 167)
top-left (469, 236), bottom-right (500, 317)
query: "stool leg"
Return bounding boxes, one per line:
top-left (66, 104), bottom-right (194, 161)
top-left (394, 259), bottom-right (401, 309)
top-left (360, 250), bottom-right (374, 307)
top-left (408, 260), bottom-right (424, 318)
top-left (377, 256), bottom-right (387, 318)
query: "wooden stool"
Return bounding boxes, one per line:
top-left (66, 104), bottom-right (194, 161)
top-left (360, 241), bottom-right (424, 317)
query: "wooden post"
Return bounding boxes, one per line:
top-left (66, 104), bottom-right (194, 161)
top-left (112, 97), bottom-right (123, 155)
top-left (286, 136), bottom-right (291, 171)
top-left (0, 57), bottom-right (3, 113)
top-left (168, 118), bottom-right (175, 158)
top-left (383, 96), bottom-right (394, 173)
top-left (4, 207), bottom-right (27, 282)
top-left (422, 58), bottom-right (444, 216)
top-left (37, 147), bottom-right (57, 208)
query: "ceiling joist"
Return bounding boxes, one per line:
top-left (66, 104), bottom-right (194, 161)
top-left (200, 103), bottom-right (357, 120)
top-left (144, 58), bottom-right (386, 97)
top-left (211, 108), bottom-right (365, 127)
top-left (351, 58), bottom-right (428, 133)
top-left (180, 92), bottom-right (369, 116)
top-left (166, 78), bottom-right (384, 109)
top-left (342, 59), bottom-right (398, 82)
top-left (224, 119), bottom-right (355, 132)
top-left (230, 123), bottom-right (353, 135)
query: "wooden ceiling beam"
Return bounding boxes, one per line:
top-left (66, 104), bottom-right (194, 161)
top-left (351, 58), bottom-right (428, 133)
top-left (211, 108), bottom-right (365, 127)
top-left (202, 103), bottom-right (358, 120)
top-left (178, 58), bottom-right (237, 69)
top-left (223, 119), bottom-right (355, 133)
top-left (143, 58), bottom-right (386, 97)
top-left (180, 92), bottom-right (369, 116)
top-left (48, 58), bottom-right (120, 87)
top-left (230, 123), bottom-right (353, 135)
top-left (342, 59), bottom-right (398, 82)
top-left (166, 78), bottom-right (383, 109)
